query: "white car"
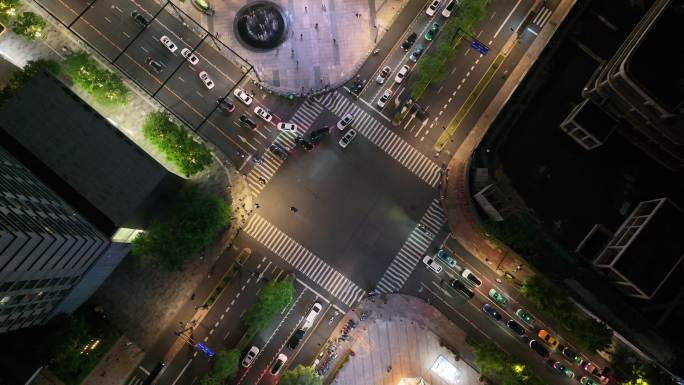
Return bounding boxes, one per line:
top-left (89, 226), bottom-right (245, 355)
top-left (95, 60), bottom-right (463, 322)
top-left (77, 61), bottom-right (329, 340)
top-left (338, 129), bottom-right (357, 148)
top-left (180, 48), bottom-right (199, 65)
top-left (394, 64), bottom-right (410, 84)
top-left (233, 88), bottom-right (253, 106)
top-left (376, 88), bottom-right (393, 108)
top-left (376, 66), bottom-right (392, 84)
top-left (461, 268), bottom-right (482, 286)
top-left (198, 71), bottom-right (214, 89)
top-left (160, 35), bottom-right (177, 53)
top-left (270, 354), bottom-right (287, 375)
top-left (422, 255), bottom-right (443, 274)
top-left (336, 113), bottom-right (354, 130)
top-left (442, 0), bottom-right (457, 17)
top-left (254, 106), bottom-right (272, 122)
top-left (241, 346), bottom-right (259, 368)
top-left (277, 122), bottom-right (298, 133)
top-left (426, 0), bottom-right (441, 16)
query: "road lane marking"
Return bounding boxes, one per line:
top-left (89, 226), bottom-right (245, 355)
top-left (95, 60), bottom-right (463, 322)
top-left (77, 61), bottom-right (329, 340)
top-left (494, 0), bottom-right (523, 39)
top-left (171, 359), bottom-right (193, 385)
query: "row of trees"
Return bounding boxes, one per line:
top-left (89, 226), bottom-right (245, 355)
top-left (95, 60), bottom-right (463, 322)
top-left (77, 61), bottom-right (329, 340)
top-left (63, 52), bottom-right (130, 106)
top-left (1, 0), bottom-right (47, 41)
top-left (409, 0), bottom-right (490, 100)
top-left (521, 276), bottom-right (612, 353)
top-left (0, 58), bottom-right (59, 104)
top-left (142, 111), bottom-right (213, 177)
top-left (474, 340), bottom-right (544, 385)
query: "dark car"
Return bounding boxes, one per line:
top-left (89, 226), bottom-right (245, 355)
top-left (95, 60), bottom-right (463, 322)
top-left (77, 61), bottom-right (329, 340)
top-left (529, 339), bottom-right (550, 358)
top-left (295, 136), bottom-right (314, 151)
top-left (217, 97), bottom-right (235, 112)
top-left (506, 319), bottom-right (526, 336)
top-left (401, 32), bottom-right (418, 51)
top-left (351, 79), bottom-right (366, 94)
top-left (288, 329), bottom-right (305, 349)
top-left (131, 10), bottom-right (149, 27)
top-left (450, 279), bottom-right (474, 299)
top-left (239, 115), bottom-right (257, 130)
top-left (309, 126), bottom-right (330, 143)
top-left (561, 346), bottom-right (582, 365)
top-left (269, 143), bottom-right (288, 160)
top-left (482, 303), bottom-right (502, 321)
top-left (146, 57), bottom-right (164, 73)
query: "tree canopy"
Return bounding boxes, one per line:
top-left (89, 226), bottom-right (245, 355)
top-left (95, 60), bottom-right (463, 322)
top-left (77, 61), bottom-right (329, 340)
top-left (12, 11), bottom-right (46, 40)
top-left (63, 52), bottom-right (129, 106)
top-left (473, 341), bottom-right (544, 385)
top-left (244, 278), bottom-right (294, 334)
top-left (132, 187), bottom-right (231, 271)
top-left (279, 365), bottom-right (322, 385)
top-left (200, 349), bottom-right (240, 385)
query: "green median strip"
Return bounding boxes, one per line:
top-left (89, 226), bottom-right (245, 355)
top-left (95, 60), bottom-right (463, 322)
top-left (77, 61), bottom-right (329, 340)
top-left (203, 248), bottom-right (252, 308)
top-left (435, 52), bottom-right (506, 150)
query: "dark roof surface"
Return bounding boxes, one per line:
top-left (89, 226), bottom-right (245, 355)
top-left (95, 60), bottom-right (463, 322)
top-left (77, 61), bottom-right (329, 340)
top-left (573, 100), bottom-right (616, 140)
top-left (0, 72), bottom-right (182, 232)
top-left (614, 199), bottom-right (684, 296)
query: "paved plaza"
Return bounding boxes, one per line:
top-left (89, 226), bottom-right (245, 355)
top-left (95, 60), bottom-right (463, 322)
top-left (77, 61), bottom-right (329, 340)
top-left (173, 0), bottom-right (409, 95)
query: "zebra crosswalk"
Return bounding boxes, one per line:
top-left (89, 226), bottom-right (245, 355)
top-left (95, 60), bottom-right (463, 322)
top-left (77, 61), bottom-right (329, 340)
top-left (532, 6), bottom-right (552, 29)
top-left (246, 100), bottom-right (324, 196)
top-left (315, 91), bottom-right (442, 187)
top-left (376, 199), bottom-right (446, 293)
top-left (244, 215), bottom-right (364, 307)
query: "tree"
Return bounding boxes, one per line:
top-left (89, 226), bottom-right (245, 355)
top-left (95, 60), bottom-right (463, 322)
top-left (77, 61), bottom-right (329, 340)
top-left (213, 349), bottom-right (240, 381)
top-left (132, 187), bottom-right (231, 270)
top-left (567, 317), bottom-right (613, 353)
top-left (279, 365), bottom-right (322, 385)
top-left (142, 111), bottom-right (213, 176)
top-left (0, 0), bottom-right (19, 20)
top-left (63, 52), bottom-right (129, 106)
top-left (473, 341), bottom-right (545, 385)
top-left (0, 59), bottom-right (60, 104)
top-left (244, 278), bottom-right (294, 333)
top-left (12, 11), bottom-right (46, 40)
top-left (623, 362), bottom-right (674, 385)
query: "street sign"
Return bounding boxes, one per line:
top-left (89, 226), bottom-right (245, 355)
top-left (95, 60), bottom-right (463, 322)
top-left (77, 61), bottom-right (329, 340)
top-left (195, 342), bottom-right (215, 358)
top-left (470, 40), bottom-right (489, 55)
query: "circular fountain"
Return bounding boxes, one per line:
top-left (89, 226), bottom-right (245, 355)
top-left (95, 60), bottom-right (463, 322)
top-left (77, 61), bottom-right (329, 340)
top-left (234, 1), bottom-right (289, 51)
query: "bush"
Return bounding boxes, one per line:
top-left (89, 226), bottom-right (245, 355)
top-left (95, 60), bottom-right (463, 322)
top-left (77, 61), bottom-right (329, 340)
top-left (142, 111), bottom-right (213, 177)
top-left (12, 11), bottom-right (45, 40)
top-left (63, 52), bottom-right (129, 106)
top-left (132, 187), bottom-right (231, 271)
top-left (244, 278), bottom-right (294, 334)
top-left (279, 365), bottom-right (322, 385)
top-left (473, 341), bottom-right (544, 385)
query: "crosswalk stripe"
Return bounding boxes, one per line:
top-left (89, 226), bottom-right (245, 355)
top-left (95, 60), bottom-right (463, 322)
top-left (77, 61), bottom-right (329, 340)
top-left (244, 215), bottom-right (362, 307)
top-left (375, 199), bottom-right (446, 293)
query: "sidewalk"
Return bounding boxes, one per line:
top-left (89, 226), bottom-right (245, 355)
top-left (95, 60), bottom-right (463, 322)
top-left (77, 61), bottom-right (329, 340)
top-left (170, 0), bottom-right (409, 96)
top-left (443, 0), bottom-right (577, 281)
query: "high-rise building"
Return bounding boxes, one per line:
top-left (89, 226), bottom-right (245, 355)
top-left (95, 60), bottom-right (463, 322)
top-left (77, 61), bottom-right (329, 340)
top-left (0, 71), bottom-right (182, 333)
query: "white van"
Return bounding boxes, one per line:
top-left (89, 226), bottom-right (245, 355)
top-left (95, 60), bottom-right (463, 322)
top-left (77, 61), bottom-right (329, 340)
top-left (302, 302), bottom-right (323, 329)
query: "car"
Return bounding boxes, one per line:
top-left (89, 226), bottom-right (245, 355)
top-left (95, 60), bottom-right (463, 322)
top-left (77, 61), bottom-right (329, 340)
top-left (409, 45), bottom-right (424, 62)
top-left (217, 97), bottom-right (235, 112)
top-left (506, 320), bottom-right (525, 336)
top-left (160, 35), bottom-right (177, 53)
top-left (131, 10), bottom-right (149, 27)
top-left (537, 329), bottom-right (559, 349)
top-left (461, 269), bottom-right (481, 286)
top-left (376, 89), bottom-right (393, 108)
top-left (580, 376), bottom-right (599, 385)
top-left (394, 65), bottom-right (410, 84)
top-left (339, 129), bottom-right (357, 148)
top-left (180, 47), bottom-right (199, 65)
top-left (553, 361), bottom-right (575, 379)
top-left (288, 329), bottom-right (305, 349)
top-left (482, 303), bottom-right (502, 321)
top-left (442, 0), bottom-right (457, 17)
top-left (198, 71), bottom-right (214, 89)
top-left (304, 302), bottom-right (323, 326)
top-left (233, 88), bottom-right (253, 106)
top-left (295, 136), bottom-right (314, 151)
top-left (561, 346), bottom-right (582, 365)
top-left (488, 288), bottom-right (508, 305)
top-left (269, 143), bottom-right (288, 160)
top-left (401, 32), bottom-right (417, 51)
top-left (422, 255), bottom-right (443, 274)
top-left (583, 362), bottom-right (601, 376)
top-left (146, 57), bottom-right (164, 73)
top-left (239, 114), bottom-right (257, 130)
top-left (350, 79), bottom-right (366, 94)
top-left (515, 308), bottom-right (535, 325)
top-left (277, 122), bottom-right (298, 133)
top-left (337, 113), bottom-right (354, 130)
top-left (376, 66), bottom-right (392, 84)
top-left (241, 346), bottom-right (259, 367)
top-left (435, 249), bottom-right (457, 268)
top-left (450, 279), bottom-right (474, 299)
top-left (254, 106), bottom-right (272, 122)
top-left (425, 23), bottom-right (440, 41)
top-left (309, 126), bottom-right (329, 143)
top-left (528, 339), bottom-right (550, 358)
top-left (270, 353), bottom-right (287, 375)
top-left (426, 0), bottom-right (441, 16)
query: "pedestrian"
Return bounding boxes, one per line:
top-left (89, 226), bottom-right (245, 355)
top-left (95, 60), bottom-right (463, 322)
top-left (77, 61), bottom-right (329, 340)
top-left (290, 206), bottom-right (298, 213)
top-left (314, 23), bottom-right (318, 29)
top-left (333, 38), bottom-right (337, 44)
top-left (305, 5), bottom-right (308, 13)
top-left (258, 177), bottom-right (266, 185)
top-left (300, 33), bottom-right (303, 40)
top-left (190, 293), bottom-right (196, 300)
top-left (255, 203), bottom-right (260, 208)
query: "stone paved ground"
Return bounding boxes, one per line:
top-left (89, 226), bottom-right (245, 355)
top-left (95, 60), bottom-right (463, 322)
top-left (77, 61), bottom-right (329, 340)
top-left (172, 0), bottom-right (408, 95)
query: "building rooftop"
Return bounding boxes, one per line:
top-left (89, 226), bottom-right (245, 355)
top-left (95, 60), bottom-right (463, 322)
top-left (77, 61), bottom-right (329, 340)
top-left (0, 72), bottom-right (182, 235)
top-left (570, 99), bottom-right (616, 140)
top-left (627, 0), bottom-right (684, 111)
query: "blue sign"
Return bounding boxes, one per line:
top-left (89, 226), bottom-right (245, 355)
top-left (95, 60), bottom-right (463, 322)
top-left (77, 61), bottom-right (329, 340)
top-left (195, 342), bottom-right (215, 358)
top-left (470, 40), bottom-right (489, 55)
